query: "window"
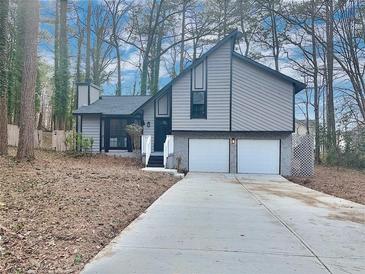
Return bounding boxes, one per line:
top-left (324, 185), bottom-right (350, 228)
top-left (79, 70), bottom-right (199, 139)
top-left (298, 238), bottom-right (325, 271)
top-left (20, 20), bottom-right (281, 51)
top-left (191, 59), bottom-right (207, 119)
top-left (191, 91), bottom-right (206, 118)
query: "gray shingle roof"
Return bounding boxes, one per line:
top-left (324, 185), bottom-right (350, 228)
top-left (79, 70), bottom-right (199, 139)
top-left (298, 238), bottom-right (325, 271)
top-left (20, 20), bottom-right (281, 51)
top-left (73, 95), bottom-right (152, 115)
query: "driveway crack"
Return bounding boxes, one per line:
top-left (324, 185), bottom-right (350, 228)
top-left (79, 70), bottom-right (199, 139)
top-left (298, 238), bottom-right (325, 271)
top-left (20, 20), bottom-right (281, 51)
top-left (235, 176), bottom-right (333, 274)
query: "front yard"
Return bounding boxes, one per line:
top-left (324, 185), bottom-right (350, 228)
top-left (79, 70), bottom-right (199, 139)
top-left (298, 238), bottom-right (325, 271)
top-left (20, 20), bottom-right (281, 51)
top-left (0, 148), bottom-right (178, 273)
top-left (287, 165), bottom-right (365, 205)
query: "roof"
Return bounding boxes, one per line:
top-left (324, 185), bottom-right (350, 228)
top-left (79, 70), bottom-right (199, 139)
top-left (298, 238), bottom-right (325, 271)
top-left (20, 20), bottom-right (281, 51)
top-left (73, 95), bottom-right (151, 115)
top-left (133, 29), bottom-right (242, 113)
top-left (75, 30), bottom-right (306, 116)
top-left (135, 30), bottom-right (305, 112)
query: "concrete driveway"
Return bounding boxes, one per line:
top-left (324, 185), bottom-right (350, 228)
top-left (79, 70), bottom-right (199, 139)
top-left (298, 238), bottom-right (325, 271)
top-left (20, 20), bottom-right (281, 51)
top-left (82, 173), bottom-right (365, 274)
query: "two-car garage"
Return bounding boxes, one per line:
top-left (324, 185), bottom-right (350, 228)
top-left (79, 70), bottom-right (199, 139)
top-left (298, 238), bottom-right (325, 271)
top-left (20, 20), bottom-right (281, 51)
top-left (188, 139), bottom-right (280, 174)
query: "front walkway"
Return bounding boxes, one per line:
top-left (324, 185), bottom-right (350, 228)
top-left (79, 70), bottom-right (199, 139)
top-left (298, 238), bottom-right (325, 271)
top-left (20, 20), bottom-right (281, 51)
top-left (82, 173), bottom-right (365, 274)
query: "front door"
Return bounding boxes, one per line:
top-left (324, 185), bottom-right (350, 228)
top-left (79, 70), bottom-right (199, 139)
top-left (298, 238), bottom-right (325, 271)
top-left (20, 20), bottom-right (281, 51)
top-left (154, 118), bottom-right (171, 151)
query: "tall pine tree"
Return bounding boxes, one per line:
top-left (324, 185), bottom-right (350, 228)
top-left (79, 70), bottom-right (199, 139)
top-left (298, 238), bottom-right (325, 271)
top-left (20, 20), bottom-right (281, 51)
top-left (0, 0), bottom-right (9, 155)
top-left (53, 0), bottom-right (69, 130)
top-left (16, 0), bottom-right (40, 160)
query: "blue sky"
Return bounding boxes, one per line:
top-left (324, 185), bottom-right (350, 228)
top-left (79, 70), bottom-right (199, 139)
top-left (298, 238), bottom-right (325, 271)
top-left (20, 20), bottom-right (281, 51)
top-left (37, 0), bottom-right (359, 122)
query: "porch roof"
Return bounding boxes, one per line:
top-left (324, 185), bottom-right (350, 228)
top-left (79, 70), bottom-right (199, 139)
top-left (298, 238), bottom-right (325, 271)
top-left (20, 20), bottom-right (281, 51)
top-left (73, 95), bottom-right (151, 116)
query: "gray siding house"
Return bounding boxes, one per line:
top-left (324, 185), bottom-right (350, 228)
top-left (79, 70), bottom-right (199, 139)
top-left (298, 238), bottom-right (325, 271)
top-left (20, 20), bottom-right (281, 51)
top-left (73, 30), bottom-right (305, 175)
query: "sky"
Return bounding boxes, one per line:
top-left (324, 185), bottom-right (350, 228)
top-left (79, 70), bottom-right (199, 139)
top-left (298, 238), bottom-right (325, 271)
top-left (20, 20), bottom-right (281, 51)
top-left (37, 0), bottom-right (359, 122)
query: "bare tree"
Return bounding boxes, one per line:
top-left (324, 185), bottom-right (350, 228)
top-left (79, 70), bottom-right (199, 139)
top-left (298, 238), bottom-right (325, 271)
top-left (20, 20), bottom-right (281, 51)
top-left (104, 0), bottom-right (130, 95)
top-left (325, 0), bottom-right (336, 153)
top-left (75, 9), bottom-right (84, 83)
top-left (85, 0), bottom-right (91, 81)
top-left (92, 3), bottom-right (115, 86)
top-left (179, 0), bottom-right (188, 73)
top-left (16, 0), bottom-right (40, 160)
top-left (236, 0), bottom-right (261, 57)
top-left (0, 0), bottom-right (9, 155)
top-left (333, 0), bottom-right (365, 124)
top-left (139, 0), bottom-right (164, 95)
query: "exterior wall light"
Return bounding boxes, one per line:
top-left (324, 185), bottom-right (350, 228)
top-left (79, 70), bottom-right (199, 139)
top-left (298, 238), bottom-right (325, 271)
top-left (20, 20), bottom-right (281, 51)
top-left (231, 138), bottom-right (235, 144)
top-left (147, 122), bottom-right (150, 128)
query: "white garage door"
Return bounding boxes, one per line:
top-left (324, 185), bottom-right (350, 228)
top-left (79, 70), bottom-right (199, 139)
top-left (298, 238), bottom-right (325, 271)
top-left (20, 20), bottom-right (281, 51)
top-left (189, 139), bottom-right (229, 172)
top-left (237, 139), bottom-right (280, 174)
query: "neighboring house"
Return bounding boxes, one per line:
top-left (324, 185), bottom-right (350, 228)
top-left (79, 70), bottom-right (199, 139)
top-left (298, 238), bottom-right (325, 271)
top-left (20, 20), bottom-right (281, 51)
top-left (295, 119), bottom-right (315, 136)
top-left (73, 30), bottom-right (306, 175)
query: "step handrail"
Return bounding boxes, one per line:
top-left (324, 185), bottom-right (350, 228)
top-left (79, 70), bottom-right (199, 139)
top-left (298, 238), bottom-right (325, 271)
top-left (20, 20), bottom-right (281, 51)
top-left (142, 135), bottom-right (152, 166)
top-left (163, 135), bottom-right (174, 168)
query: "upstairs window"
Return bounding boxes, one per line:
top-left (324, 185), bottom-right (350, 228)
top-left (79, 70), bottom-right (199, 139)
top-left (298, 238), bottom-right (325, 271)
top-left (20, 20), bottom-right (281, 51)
top-left (191, 91), bottom-right (206, 118)
top-left (191, 59), bottom-right (207, 119)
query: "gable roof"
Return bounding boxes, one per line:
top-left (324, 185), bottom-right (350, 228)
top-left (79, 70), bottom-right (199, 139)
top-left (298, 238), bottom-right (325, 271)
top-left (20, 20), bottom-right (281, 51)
top-left (73, 95), bottom-right (151, 115)
top-left (75, 30), bottom-right (306, 116)
top-left (232, 52), bottom-right (306, 93)
top-left (133, 29), bottom-right (241, 113)
top-left (134, 30), bottom-right (305, 113)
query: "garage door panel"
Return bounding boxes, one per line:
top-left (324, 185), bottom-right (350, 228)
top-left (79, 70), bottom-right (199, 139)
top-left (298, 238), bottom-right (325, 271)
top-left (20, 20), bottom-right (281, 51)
top-left (238, 139), bottom-right (280, 174)
top-left (189, 139), bottom-right (229, 172)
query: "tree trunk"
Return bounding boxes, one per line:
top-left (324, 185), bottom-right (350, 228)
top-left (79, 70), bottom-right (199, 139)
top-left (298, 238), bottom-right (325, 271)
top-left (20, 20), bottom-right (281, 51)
top-left (111, 7), bottom-right (121, 95)
top-left (54, 0), bottom-right (59, 94)
top-left (54, 0), bottom-right (69, 130)
top-left (0, 0), bottom-right (9, 155)
top-left (239, 0), bottom-right (250, 56)
top-left (76, 23), bottom-right (83, 83)
top-left (16, 0), bottom-right (40, 161)
top-left (140, 0), bottom-right (163, 95)
top-left (115, 40), bottom-right (122, 96)
top-left (54, 0), bottom-right (59, 130)
top-left (325, 0), bottom-right (336, 153)
top-left (270, 8), bottom-right (279, 71)
top-left (179, 0), bottom-right (186, 73)
top-left (223, 0), bottom-right (228, 36)
top-left (11, 3), bottom-right (26, 125)
top-left (312, 0), bottom-right (320, 164)
top-left (85, 0), bottom-right (91, 81)
top-left (151, 21), bottom-right (164, 95)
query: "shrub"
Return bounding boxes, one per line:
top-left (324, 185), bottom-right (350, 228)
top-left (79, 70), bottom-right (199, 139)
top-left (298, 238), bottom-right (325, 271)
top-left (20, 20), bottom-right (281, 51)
top-left (324, 128), bottom-right (365, 170)
top-left (65, 130), bottom-right (94, 155)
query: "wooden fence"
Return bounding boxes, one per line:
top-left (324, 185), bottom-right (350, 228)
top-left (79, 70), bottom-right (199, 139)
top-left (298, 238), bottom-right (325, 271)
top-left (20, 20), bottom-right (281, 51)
top-left (7, 124), bottom-right (70, 152)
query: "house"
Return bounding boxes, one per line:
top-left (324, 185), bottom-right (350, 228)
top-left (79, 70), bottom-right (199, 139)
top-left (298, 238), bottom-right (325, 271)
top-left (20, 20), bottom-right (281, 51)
top-left (73, 30), bottom-right (306, 175)
top-left (295, 119), bottom-right (315, 136)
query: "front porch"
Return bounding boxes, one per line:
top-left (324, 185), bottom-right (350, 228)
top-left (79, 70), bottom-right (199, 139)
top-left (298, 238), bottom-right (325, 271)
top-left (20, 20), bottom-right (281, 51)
top-left (101, 116), bottom-right (141, 153)
top-left (142, 135), bottom-right (174, 169)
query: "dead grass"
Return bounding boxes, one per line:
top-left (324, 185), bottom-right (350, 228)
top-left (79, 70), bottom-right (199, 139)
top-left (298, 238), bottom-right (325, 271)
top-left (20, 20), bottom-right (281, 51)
top-left (0, 147), bottom-right (178, 273)
top-left (286, 165), bottom-right (365, 205)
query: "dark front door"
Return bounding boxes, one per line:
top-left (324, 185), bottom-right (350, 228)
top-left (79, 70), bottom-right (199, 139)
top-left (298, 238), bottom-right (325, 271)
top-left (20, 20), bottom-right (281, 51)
top-left (154, 118), bottom-right (171, 151)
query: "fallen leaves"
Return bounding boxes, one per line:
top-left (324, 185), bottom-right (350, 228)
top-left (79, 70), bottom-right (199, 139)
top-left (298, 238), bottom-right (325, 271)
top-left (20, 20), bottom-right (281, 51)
top-left (0, 147), bottom-right (178, 273)
top-left (286, 165), bottom-right (365, 205)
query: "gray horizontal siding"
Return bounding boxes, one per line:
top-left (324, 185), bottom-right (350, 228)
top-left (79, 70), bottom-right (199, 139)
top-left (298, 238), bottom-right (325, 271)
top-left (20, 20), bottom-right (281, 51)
top-left (81, 115), bottom-right (100, 152)
top-left (231, 57), bottom-right (293, 131)
top-left (172, 41), bottom-right (231, 131)
top-left (142, 101), bottom-right (155, 152)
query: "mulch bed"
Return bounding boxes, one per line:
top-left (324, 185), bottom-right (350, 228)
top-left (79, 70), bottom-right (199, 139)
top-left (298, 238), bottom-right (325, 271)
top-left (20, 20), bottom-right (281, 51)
top-left (286, 165), bottom-right (365, 205)
top-left (0, 147), bottom-right (178, 273)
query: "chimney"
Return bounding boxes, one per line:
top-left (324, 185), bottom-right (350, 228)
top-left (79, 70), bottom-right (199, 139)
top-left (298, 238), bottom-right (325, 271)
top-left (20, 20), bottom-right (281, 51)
top-left (76, 82), bottom-right (102, 109)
